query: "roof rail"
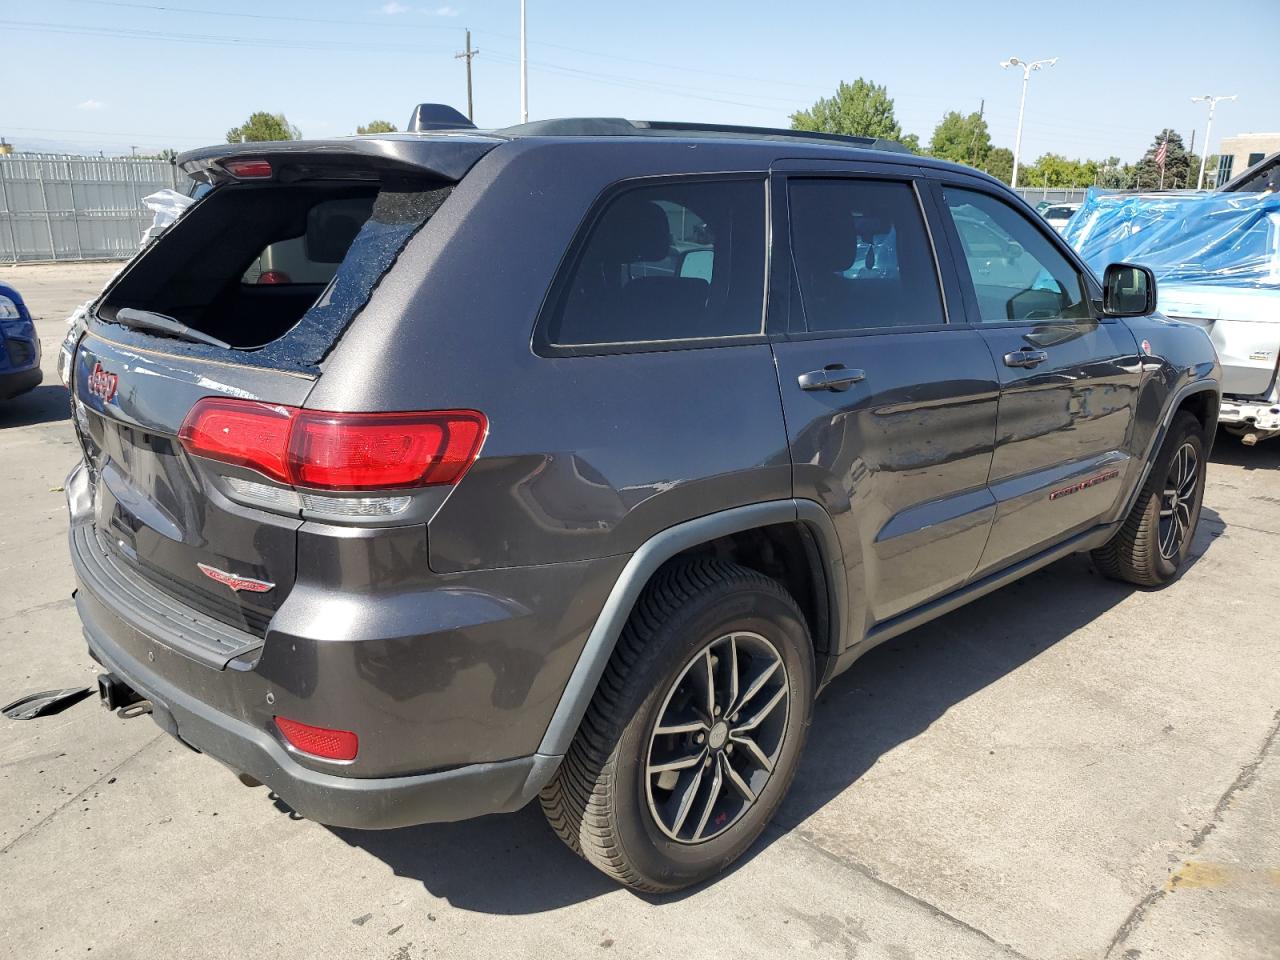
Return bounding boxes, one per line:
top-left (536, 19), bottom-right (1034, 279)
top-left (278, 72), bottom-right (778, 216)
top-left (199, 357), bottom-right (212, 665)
top-left (493, 117), bottom-right (909, 153)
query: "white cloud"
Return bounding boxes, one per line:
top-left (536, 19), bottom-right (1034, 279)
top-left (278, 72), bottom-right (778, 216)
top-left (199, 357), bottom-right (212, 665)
top-left (432, 5), bottom-right (460, 15)
top-left (380, 1), bottom-right (409, 13)
top-left (76, 99), bottom-right (105, 111)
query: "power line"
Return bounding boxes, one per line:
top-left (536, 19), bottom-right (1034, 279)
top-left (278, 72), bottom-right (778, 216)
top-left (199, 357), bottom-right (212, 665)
top-left (59, 0), bottom-right (460, 32)
top-left (0, 18), bottom-right (452, 54)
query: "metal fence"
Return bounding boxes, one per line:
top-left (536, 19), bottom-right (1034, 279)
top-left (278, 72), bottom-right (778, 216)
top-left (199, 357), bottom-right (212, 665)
top-left (1013, 186), bottom-right (1096, 206)
top-left (0, 154), bottom-right (179, 262)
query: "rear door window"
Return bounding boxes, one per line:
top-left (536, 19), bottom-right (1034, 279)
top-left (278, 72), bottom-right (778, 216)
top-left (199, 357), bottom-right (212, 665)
top-left (787, 178), bottom-right (945, 333)
top-left (542, 178), bottom-right (765, 348)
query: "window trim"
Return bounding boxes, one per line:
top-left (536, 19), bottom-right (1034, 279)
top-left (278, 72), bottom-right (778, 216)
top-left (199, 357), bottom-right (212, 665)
top-left (766, 170), bottom-right (957, 343)
top-left (531, 172), bottom-right (770, 358)
top-left (923, 175), bottom-right (1108, 328)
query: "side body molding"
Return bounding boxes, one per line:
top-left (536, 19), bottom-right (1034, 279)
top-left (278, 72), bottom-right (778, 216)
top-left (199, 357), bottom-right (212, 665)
top-left (535, 499), bottom-right (847, 759)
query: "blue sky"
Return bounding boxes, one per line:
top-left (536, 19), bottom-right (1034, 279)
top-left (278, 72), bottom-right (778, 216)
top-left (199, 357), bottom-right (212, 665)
top-left (2, 0), bottom-right (1276, 161)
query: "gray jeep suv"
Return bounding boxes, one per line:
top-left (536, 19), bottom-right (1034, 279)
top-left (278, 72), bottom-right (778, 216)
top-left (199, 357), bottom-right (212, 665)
top-left (67, 110), bottom-right (1220, 892)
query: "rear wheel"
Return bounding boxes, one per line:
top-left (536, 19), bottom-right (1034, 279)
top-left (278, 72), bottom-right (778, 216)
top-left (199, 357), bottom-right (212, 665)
top-left (1092, 411), bottom-right (1207, 586)
top-left (540, 559), bottom-right (814, 892)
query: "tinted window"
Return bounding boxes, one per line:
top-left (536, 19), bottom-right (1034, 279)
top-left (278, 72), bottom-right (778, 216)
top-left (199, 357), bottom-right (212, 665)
top-left (943, 187), bottom-right (1090, 323)
top-left (546, 179), bottom-right (764, 347)
top-left (788, 179), bottom-right (944, 333)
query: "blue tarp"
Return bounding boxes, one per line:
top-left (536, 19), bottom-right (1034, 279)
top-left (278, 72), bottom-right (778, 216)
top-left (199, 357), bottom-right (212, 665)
top-left (1062, 188), bottom-right (1280, 288)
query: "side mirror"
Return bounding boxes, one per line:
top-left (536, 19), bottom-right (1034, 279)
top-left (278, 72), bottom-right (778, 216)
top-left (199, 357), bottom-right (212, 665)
top-left (1102, 262), bottom-right (1156, 317)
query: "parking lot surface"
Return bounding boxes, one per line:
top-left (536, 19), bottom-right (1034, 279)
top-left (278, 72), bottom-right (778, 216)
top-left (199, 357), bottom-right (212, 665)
top-left (2, 261), bottom-right (1277, 960)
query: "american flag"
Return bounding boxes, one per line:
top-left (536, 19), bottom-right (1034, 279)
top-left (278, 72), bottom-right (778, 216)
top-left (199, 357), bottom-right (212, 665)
top-left (1155, 138), bottom-right (1168, 168)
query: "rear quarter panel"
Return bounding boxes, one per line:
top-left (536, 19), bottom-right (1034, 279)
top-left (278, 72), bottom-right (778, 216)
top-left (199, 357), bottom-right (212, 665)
top-left (308, 138), bottom-right (794, 571)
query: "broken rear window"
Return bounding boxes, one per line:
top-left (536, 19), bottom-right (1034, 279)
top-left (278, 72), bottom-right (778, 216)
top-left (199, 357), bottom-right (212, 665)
top-left (94, 177), bottom-right (453, 373)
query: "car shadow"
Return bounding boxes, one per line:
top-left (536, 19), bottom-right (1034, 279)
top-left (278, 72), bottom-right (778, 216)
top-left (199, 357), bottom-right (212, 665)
top-left (329, 509), bottom-right (1224, 913)
top-left (0, 383), bottom-right (69, 427)
top-left (1211, 429), bottom-right (1278, 470)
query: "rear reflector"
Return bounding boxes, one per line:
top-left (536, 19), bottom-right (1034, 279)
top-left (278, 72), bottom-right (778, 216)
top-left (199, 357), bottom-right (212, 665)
top-left (274, 716), bottom-right (358, 761)
top-left (223, 158), bottom-right (273, 179)
top-left (178, 398), bottom-right (486, 491)
top-left (256, 270), bottom-right (292, 285)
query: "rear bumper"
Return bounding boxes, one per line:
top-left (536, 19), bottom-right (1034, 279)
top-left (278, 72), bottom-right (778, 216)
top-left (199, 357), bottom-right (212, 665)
top-left (78, 584), bottom-right (558, 828)
top-left (1219, 397), bottom-right (1280, 432)
top-left (62, 454), bottom-right (609, 828)
top-left (0, 365), bottom-right (42, 400)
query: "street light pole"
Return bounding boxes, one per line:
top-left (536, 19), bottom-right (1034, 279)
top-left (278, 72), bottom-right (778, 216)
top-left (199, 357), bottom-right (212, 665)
top-left (1000, 56), bottom-right (1057, 190)
top-left (1190, 94), bottom-right (1237, 189)
top-left (519, 0), bottom-right (528, 123)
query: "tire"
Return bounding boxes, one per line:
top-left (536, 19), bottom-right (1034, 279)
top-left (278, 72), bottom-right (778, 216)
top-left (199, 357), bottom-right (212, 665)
top-left (1092, 411), bottom-right (1207, 587)
top-left (540, 558), bottom-right (815, 892)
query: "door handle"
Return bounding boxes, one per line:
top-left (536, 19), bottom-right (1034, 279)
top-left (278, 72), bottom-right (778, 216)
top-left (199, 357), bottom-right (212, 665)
top-left (798, 366), bottom-right (866, 392)
top-left (1003, 348), bottom-right (1049, 368)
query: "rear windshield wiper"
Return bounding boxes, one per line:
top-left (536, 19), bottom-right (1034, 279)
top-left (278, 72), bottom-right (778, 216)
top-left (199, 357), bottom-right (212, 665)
top-left (113, 308), bottom-right (233, 350)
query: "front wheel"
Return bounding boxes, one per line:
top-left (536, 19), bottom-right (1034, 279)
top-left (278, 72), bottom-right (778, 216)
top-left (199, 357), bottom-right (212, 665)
top-left (1092, 411), bottom-right (1207, 586)
top-left (540, 559), bottom-right (815, 892)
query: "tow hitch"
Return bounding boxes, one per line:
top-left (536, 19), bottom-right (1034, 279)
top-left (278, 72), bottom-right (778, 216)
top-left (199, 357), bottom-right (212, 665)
top-left (97, 672), bottom-right (147, 714)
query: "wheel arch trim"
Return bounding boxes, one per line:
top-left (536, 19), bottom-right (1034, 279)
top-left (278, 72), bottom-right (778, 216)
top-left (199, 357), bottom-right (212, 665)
top-left (1110, 377), bottom-right (1219, 525)
top-left (535, 499), bottom-right (847, 758)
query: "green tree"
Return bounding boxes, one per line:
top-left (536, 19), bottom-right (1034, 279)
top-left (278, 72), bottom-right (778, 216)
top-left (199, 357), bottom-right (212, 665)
top-left (928, 110), bottom-right (992, 168)
top-left (1096, 156), bottom-right (1126, 189)
top-left (356, 120), bottom-right (398, 135)
top-left (1019, 153), bottom-right (1099, 188)
top-left (899, 132), bottom-right (922, 155)
top-left (1133, 128), bottom-right (1192, 189)
top-left (791, 78), bottom-right (905, 141)
top-left (984, 147), bottom-right (1014, 185)
top-left (225, 112), bottom-right (301, 144)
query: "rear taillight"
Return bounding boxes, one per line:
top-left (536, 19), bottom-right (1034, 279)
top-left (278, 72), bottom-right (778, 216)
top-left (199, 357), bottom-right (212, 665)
top-left (256, 270), bottom-right (292, 285)
top-left (178, 398), bottom-right (486, 491)
top-left (274, 716), bottom-right (358, 761)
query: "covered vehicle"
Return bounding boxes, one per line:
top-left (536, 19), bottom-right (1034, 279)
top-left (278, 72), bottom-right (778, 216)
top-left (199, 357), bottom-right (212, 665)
top-left (1065, 188), bottom-right (1280, 444)
top-left (0, 282), bottom-right (43, 400)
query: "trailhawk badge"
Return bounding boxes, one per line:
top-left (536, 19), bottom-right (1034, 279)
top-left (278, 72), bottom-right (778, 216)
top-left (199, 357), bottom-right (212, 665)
top-left (197, 562), bottom-right (275, 594)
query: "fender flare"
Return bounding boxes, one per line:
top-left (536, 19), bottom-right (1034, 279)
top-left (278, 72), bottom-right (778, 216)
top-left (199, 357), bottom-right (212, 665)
top-left (1110, 376), bottom-right (1219, 525)
top-left (534, 498), bottom-right (846, 759)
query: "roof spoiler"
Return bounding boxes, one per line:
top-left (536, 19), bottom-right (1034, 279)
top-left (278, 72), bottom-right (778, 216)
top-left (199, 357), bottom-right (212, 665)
top-left (177, 135), bottom-right (497, 186)
top-left (406, 103), bottom-right (477, 132)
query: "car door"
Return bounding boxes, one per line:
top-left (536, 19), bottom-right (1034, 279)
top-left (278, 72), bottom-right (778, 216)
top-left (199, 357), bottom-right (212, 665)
top-left (929, 178), bottom-right (1142, 575)
top-left (768, 164), bottom-right (1000, 632)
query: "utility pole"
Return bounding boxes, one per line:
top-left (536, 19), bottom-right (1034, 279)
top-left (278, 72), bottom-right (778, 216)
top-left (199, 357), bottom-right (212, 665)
top-left (519, 0), bottom-right (528, 123)
top-left (1000, 56), bottom-right (1057, 189)
top-left (454, 28), bottom-right (479, 122)
top-left (1191, 94), bottom-right (1236, 189)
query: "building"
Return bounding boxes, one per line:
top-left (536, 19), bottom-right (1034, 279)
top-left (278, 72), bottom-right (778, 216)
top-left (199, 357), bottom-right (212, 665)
top-left (1216, 133), bottom-right (1280, 187)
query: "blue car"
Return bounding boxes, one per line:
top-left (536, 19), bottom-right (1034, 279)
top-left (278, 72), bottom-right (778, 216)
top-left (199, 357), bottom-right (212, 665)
top-left (0, 282), bottom-right (43, 400)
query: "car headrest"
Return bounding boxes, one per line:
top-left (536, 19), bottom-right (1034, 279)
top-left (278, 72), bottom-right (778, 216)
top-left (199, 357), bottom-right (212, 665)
top-left (594, 199), bottom-right (672, 264)
top-left (797, 206), bottom-right (859, 274)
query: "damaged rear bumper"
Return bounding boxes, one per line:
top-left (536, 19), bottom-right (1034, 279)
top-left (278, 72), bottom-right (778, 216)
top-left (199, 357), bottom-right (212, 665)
top-left (1219, 390), bottom-right (1280, 443)
top-left (78, 587), bottom-right (557, 828)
